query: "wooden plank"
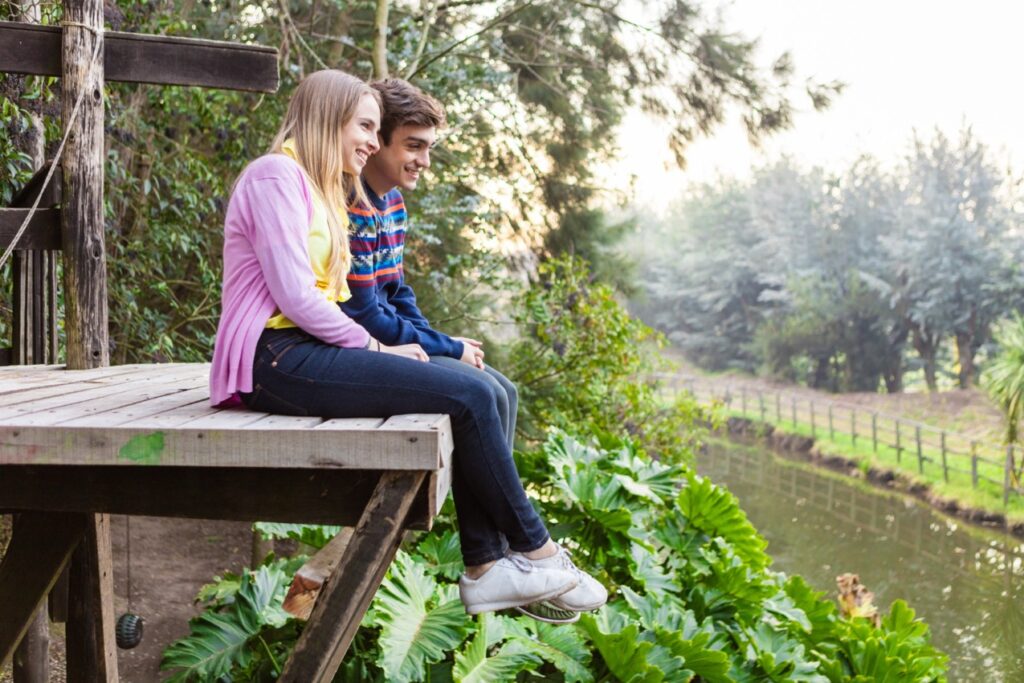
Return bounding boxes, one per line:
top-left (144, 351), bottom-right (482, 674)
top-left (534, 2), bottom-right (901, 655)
top-left (280, 471), bottom-right (426, 682)
top-left (60, 388), bottom-right (209, 427)
top-left (0, 421), bottom-right (446, 469)
top-left (0, 466), bottom-right (437, 530)
top-left (9, 162), bottom-right (62, 209)
top-left (314, 417), bottom-right (385, 430)
top-left (61, 0), bottom-right (108, 370)
top-left (12, 603), bottom-right (49, 683)
top-left (282, 528), bottom-right (354, 620)
top-left (0, 209), bottom-right (62, 250)
top-left (246, 413), bottom-right (325, 430)
top-left (0, 512), bottom-right (86, 669)
top-left (0, 20), bottom-right (278, 92)
top-left (381, 415), bottom-right (453, 522)
top-left (66, 513), bottom-right (118, 683)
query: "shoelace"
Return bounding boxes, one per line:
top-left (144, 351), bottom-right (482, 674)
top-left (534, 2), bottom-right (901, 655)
top-left (501, 554), bottom-right (536, 573)
top-left (555, 547), bottom-right (583, 578)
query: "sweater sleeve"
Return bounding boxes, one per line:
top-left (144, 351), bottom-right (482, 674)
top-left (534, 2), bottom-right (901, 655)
top-left (240, 170), bottom-right (370, 348)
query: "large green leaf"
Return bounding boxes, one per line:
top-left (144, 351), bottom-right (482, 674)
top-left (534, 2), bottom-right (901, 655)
top-left (452, 614), bottom-right (540, 682)
top-left (513, 620), bottom-right (594, 683)
top-left (579, 613), bottom-right (663, 683)
top-left (161, 565), bottom-right (292, 682)
top-left (374, 551), bottom-right (472, 682)
top-left (676, 473), bottom-right (769, 570)
top-left (252, 522), bottom-right (341, 549)
top-left (414, 530), bottom-right (464, 580)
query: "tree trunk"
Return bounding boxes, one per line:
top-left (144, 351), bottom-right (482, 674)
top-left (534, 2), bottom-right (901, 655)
top-left (372, 0), bottom-right (390, 79)
top-left (956, 331), bottom-right (975, 389)
top-left (912, 327), bottom-right (939, 393)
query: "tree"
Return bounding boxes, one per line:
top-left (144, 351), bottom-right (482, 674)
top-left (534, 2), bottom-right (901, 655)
top-left (983, 314), bottom-right (1024, 444)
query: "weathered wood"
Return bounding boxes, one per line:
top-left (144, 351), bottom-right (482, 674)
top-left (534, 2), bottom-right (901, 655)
top-left (282, 528), bottom-right (354, 619)
top-left (12, 605), bottom-right (49, 683)
top-left (48, 566), bottom-right (70, 623)
top-left (280, 472), bottom-right (426, 682)
top-left (0, 512), bottom-right (86, 669)
top-left (9, 163), bottom-right (62, 210)
top-left (0, 20), bottom-right (279, 92)
top-left (0, 209), bottom-right (62, 250)
top-left (0, 466), bottom-right (443, 530)
top-left (66, 513), bottom-right (118, 683)
top-left (61, 0), bottom-right (108, 369)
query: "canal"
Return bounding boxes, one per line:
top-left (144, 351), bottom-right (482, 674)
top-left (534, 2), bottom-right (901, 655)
top-left (698, 441), bottom-right (1024, 681)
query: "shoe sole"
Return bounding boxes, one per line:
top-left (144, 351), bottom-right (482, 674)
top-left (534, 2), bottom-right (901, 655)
top-left (549, 596), bottom-right (607, 612)
top-left (463, 579), bottom-right (577, 615)
top-left (513, 603), bottom-right (580, 624)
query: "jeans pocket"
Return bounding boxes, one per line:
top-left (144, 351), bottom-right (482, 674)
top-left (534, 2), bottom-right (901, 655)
top-left (247, 383), bottom-right (310, 416)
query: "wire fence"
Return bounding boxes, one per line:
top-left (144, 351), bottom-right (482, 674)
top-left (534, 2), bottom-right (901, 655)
top-left (655, 373), bottom-right (1023, 504)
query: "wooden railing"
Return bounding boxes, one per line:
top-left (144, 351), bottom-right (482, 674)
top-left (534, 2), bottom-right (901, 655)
top-left (656, 374), bottom-right (1023, 503)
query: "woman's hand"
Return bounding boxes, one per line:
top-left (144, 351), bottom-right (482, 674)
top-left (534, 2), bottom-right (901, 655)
top-left (377, 341), bottom-right (429, 362)
top-left (455, 337), bottom-right (485, 369)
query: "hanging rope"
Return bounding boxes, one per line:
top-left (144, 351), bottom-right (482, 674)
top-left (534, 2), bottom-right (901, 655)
top-left (0, 22), bottom-right (104, 272)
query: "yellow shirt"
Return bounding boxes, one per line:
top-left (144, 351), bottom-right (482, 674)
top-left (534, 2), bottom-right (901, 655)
top-left (266, 140), bottom-right (352, 329)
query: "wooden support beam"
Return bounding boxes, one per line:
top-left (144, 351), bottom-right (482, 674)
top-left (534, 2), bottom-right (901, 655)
top-left (0, 466), bottom-right (439, 530)
top-left (9, 163), bottom-right (62, 209)
top-left (66, 513), bottom-right (118, 683)
top-left (279, 471), bottom-right (426, 682)
top-left (0, 512), bottom-right (86, 669)
top-left (0, 20), bottom-right (279, 92)
top-left (61, 0), bottom-right (108, 369)
top-left (0, 209), bottom-right (62, 251)
top-left (13, 605), bottom-right (49, 683)
top-left (282, 528), bottom-right (354, 620)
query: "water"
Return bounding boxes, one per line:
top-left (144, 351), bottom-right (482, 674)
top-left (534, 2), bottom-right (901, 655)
top-left (697, 441), bottom-right (1024, 682)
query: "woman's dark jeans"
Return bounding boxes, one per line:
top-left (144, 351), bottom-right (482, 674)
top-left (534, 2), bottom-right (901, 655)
top-left (242, 328), bottom-right (549, 565)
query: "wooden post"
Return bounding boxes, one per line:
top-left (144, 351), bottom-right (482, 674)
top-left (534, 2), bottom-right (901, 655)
top-left (871, 413), bottom-right (878, 452)
top-left (741, 387), bottom-right (747, 416)
top-left (851, 409), bottom-right (857, 447)
top-left (810, 401), bottom-right (816, 438)
top-left (61, 0), bottom-right (109, 369)
top-left (828, 405), bottom-right (834, 440)
top-left (280, 472), bottom-right (425, 682)
top-left (1005, 445), bottom-right (1013, 507)
top-left (758, 392), bottom-right (765, 422)
top-left (12, 608), bottom-right (49, 683)
top-left (895, 420), bottom-right (902, 463)
top-left (940, 432), bottom-right (948, 483)
top-left (971, 441), bottom-right (979, 488)
top-left (775, 393), bottom-right (781, 422)
top-left (790, 397), bottom-right (796, 427)
top-left (921, 428), bottom-right (929, 475)
top-left (66, 514), bottom-right (118, 683)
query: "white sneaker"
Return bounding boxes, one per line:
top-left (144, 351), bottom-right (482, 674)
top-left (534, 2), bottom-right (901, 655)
top-left (459, 554), bottom-right (577, 615)
top-left (510, 545), bottom-right (608, 612)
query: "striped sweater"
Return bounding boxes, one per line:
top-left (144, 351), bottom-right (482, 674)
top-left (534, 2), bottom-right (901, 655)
top-left (342, 185), bottom-right (463, 358)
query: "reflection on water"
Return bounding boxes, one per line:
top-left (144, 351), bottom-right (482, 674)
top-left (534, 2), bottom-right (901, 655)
top-left (698, 442), bottom-right (1024, 682)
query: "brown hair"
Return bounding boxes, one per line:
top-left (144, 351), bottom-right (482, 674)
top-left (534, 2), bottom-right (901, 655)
top-left (268, 70), bottom-right (380, 298)
top-left (370, 78), bottom-right (446, 145)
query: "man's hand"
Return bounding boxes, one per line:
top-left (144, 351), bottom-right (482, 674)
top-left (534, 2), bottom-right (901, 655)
top-left (378, 341), bottom-right (429, 362)
top-left (455, 337), bottom-right (485, 369)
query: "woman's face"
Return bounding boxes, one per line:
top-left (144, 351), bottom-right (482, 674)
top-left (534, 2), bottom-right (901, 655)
top-left (342, 94), bottom-right (381, 174)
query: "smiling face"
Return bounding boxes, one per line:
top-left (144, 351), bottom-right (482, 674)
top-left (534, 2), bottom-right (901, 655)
top-left (341, 94), bottom-right (381, 174)
top-left (362, 124), bottom-right (437, 194)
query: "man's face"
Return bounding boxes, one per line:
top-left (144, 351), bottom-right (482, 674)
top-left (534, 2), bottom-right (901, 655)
top-left (365, 124), bottom-right (437, 192)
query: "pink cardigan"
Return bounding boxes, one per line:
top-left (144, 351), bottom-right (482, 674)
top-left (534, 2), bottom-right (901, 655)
top-left (208, 154), bottom-right (370, 406)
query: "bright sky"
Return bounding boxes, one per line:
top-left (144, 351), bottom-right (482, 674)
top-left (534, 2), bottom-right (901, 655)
top-left (611, 0), bottom-right (1024, 208)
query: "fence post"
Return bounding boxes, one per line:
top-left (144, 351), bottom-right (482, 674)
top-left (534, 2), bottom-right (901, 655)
top-left (921, 428), bottom-right (929, 475)
top-left (741, 387), bottom-right (747, 416)
top-left (895, 420), bottom-right (902, 464)
top-left (828, 405), bottom-right (834, 441)
top-left (871, 413), bottom-right (878, 452)
top-left (940, 432), bottom-right (948, 483)
top-left (759, 392), bottom-right (766, 423)
top-left (776, 393), bottom-right (781, 423)
top-left (810, 401), bottom-right (816, 438)
top-left (851, 409), bottom-right (857, 447)
top-left (971, 441), bottom-right (979, 488)
top-left (791, 398), bottom-right (797, 427)
top-left (1005, 445), bottom-right (1013, 507)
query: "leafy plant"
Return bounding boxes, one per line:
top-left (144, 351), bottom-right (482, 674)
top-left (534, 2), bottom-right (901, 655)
top-left (983, 313), bottom-right (1024, 444)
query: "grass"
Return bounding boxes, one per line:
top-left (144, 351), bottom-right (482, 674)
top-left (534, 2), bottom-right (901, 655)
top-left (720, 403), bottom-right (1024, 525)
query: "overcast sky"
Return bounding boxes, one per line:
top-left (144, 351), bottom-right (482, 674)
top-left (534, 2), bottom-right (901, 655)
top-left (610, 0), bottom-right (1024, 207)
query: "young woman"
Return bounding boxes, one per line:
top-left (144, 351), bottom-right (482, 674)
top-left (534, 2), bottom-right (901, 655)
top-left (209, 69), bottom-right (606, 618)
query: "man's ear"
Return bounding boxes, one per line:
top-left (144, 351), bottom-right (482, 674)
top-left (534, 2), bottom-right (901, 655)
top-left (377, 133), bottom-right (387, 147)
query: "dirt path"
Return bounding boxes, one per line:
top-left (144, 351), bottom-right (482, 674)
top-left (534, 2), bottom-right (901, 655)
top-left (1, 516), bottom-right (250, 683)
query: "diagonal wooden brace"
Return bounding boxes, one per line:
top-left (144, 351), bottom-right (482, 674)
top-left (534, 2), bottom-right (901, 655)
top-left (282, 527), bottom-right (355, 620)
top-left (279, 471), bottom-right (426, 682)
top-left (0, 511), bottom-right (87, 668)
top-left (66, 513), bottom-right (118, 683)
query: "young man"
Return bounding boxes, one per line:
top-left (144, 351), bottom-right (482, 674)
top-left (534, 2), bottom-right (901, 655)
top-left (342, 78), bottom-right (518, 451)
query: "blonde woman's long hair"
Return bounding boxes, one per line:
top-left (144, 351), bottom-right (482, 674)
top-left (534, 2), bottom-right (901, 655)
top-left (269, 70), bottom-right (379, 299)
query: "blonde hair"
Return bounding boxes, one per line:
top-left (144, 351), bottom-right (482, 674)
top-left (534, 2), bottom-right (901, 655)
top-left (269, 70), bottom-right (380, 299)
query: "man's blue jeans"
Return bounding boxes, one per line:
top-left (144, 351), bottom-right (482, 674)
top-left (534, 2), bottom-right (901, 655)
top-left (241, 328), bottom-right (548, 565)
top-left (429, 356), bottom-right (518, 452)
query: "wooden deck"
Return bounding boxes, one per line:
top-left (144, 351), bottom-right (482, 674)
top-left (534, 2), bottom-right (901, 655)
top-left (0, 363), bottom-right (453, 529)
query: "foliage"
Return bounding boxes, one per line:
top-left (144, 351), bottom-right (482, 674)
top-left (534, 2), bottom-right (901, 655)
top-left (506, 254), bottom-right (706, 455)
top-left (635, 130), bottom-right (1024, 392)
top-left (163, 430), bottom-right (947, 682)
top-left (982, 313), bottom-right (1024, 443)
